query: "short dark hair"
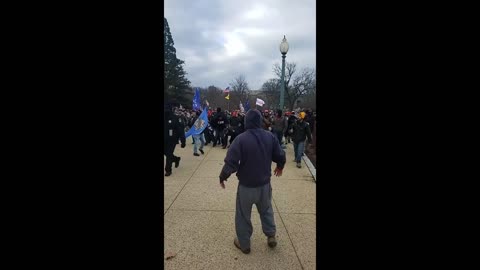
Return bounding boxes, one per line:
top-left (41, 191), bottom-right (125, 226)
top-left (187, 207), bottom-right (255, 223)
top-left (217, 107), bottom-right (221, 113)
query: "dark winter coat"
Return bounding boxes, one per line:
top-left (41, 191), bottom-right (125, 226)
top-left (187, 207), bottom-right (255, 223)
top-left (164, 111), bottom-right (186, 145)
top-left (229, 116), bottom-right (244, 133)
top-left (292, 119), bottom-right (312, 144)
top-left (271, 116), bottom-right (288, 134)
top-left (219, 109), bottom-right (286, 188)
top-left (212, 112), bottom-right (227, 130)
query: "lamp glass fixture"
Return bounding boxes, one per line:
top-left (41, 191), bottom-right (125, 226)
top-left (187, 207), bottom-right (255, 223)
top-left (279, 35), bottom-right (289, 54)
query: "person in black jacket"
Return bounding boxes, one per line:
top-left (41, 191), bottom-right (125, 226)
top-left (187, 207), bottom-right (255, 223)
top-left (286, 111), bottom-right (296, 144)
top-left (291, 111), bottom-right (312, 168)
top-left (164, 106), bottom-right (186, 176)
top-left (271, 109), bottom-right (288, 148)
top-left (219, 109), bottom-right (286, 254)
top-left (212, 107), bottom-right (227, 148)
top-left (223, 110), bottom-right (243, 148)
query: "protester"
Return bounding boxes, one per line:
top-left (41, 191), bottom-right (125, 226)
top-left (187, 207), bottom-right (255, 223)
top-left (290, 111), bottom-right (312, 168)
top-left (284, 111), bottom-right (291, 144)
top-left (164, 105), bottom-right (186, 176)
top-left (212, 107), bottom-right (227, 148)
top-left (271, 109), bottom-right (288, 149)
top-left (224, 110), bottom-right (243, 148)
top-left (262, 110), bottom-right (271, 131)
top-left (190, 110), bottom-right (206, 156)
top-left (219, 109), bottom-right (286, 254)
top-left (286, 111), bottom-right (297, 144)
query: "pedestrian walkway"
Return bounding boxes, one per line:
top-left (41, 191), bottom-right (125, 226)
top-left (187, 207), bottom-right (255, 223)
top-left (164, 139), bottom-right (316, 270)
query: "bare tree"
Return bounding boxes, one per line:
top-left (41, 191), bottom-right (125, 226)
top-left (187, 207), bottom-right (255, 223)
top-left (229, 75), bottom-right (251, 105)
top-left (273, 62), bottom-right (315, 110)
top-left (260, 78), bottom-right (281, 109)
top-left (201, 85), bottom-right (225, 109)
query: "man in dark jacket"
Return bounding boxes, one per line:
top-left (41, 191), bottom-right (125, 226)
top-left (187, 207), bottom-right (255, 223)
top-left (291, 111), bottom-right (312, 168)
top-left (286, 111), bottom-right (296, 144)
top-left (212, 107), bottom-right (227, 148)
top-left (262, 110), bottom-right (271, 131)
top-left (219, 109), bottom-right (286, 254)
top-left (164, 106), bottom-right (186, 176)
top-left (271, 109), bottom-right (288, 148)
top-left (224, 110), bottom-right (243, 148)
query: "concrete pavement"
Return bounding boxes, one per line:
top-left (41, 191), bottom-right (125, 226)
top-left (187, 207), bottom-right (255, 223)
top-left (164, 138), bottom-right (316, 270)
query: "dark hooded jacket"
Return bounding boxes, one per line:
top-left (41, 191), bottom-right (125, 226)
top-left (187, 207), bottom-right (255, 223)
top-left (164, 110), bottom-right (186, 145)
top-left (219, 109), bottom-right (286, 188)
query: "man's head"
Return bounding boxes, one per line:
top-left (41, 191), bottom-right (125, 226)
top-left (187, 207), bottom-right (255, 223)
top-left (217, 107), bottom-right (222, 113)
top-left (245, 109), bottom-right (263, 130)
top-left (276, 109), bottom-right (282, 117)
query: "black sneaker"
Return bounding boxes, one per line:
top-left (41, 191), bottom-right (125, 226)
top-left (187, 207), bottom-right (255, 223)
top-left (174, 157), bottom-right (181, 168)
top-left (222, 145), bottom-right (227, 149)
top-left (165, 171), bottom-right (172, 176)
top-left (199, 149), bottom-right (204, 155)
top-left (212, 143), bottom-right (216, 147)
top-left (193, 153), bottom-right (200, 156)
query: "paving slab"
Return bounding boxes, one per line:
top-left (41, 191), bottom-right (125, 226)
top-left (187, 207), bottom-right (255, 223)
top-left (193, 160), bottom-right (226, 178)
top-left (164, 177), bottom-right (190, 214)
top-left (164, 210), bottom-right (302, 270)
top-left (272, 180), bottom-right (316, 214)
top-left (169, 177), bottom-right (238, 211)
top-left (164, 136), bottom-right (316, 269)
top-left (170, 177), bottom-right (279, 212)
top-left (280, 213), bottom-right (317, 270)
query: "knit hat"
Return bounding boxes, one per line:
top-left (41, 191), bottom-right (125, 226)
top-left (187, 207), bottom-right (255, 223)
top-left (299, 112), bottom-right (306, 119)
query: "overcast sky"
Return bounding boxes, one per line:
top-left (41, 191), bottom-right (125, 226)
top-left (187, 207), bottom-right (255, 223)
top-left (165, 0), bottom-right (316, 90)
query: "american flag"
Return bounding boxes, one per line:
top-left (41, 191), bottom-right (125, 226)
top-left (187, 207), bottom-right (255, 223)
top-left (223, 87), bottom-right (230, 93)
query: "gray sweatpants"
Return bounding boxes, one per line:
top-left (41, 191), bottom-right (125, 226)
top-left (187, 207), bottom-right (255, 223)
top-left (235, 182), bottom-right (276, 249)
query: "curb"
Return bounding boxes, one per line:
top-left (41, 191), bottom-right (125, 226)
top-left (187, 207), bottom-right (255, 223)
top-left (302, 153), bottom-right (316, 182)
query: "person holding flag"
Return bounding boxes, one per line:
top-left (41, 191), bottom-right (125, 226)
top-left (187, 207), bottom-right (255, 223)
top-left (185, 108), bottom-right (209, 156)
top-left (190, 110), bottom-right (206, 156)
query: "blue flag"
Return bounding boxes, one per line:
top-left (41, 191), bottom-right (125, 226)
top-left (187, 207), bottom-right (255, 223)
top-left (192, 88), bottom-right (201, 111)
top-left (244, 99), bottom-right (250, 112)
top-left (185, 108), bottom-right (209, 138)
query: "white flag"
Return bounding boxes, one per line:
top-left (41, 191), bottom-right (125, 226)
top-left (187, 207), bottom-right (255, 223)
top-left (205, 100), bottom-right (209, 106)
top-left (239, 101), bottom-right (244, 112)
top-left (256, 98), bottom-right (265, 106)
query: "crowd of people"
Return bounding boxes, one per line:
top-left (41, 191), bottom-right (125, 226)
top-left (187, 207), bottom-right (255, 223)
top-left (164, 105), bottom-right (315, 176)
top-left (163, 105), bottom-right (315, 255)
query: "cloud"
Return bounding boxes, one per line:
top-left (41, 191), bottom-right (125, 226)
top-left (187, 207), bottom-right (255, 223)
top-left (165, 0), bottom-right (316, 90)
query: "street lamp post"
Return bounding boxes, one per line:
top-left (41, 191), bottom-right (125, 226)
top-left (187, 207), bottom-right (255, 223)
top-left (279, 35), bottom-right (289, 111)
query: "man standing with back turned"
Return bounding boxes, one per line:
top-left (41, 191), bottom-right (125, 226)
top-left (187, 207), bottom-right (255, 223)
top-left (219, 109), bottom-right (286, 254)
